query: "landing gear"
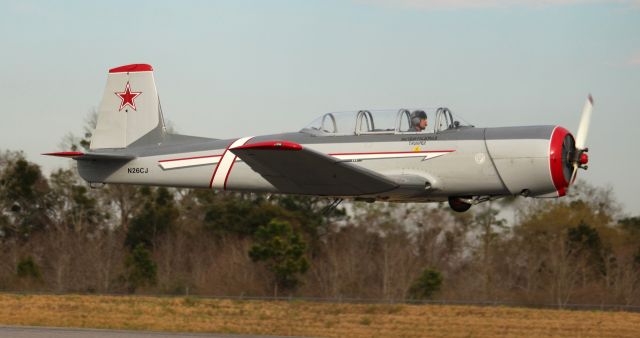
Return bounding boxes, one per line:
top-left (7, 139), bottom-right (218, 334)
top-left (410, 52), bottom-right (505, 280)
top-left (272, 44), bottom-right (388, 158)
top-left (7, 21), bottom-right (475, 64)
top-left (322, 198), bottom-right (344, 215)
top-left (448, 196), bottom-right (472, 213)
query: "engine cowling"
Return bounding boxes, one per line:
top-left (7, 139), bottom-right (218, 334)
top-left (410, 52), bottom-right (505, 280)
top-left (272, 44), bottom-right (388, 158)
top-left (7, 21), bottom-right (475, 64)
top-left (484, 125), bottom-right (575, 198)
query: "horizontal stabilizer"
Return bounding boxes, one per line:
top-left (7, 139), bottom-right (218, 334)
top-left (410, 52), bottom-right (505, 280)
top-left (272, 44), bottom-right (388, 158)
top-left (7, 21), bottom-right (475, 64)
top-left (43, 151), bottom-right (135, 161)
top-left (230, 141), bottom-right (398, 196)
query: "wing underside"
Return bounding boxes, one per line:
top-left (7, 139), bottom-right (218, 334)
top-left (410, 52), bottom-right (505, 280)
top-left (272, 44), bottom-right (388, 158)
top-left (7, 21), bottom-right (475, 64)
top-left (229, 141), bottom-right (398, 196)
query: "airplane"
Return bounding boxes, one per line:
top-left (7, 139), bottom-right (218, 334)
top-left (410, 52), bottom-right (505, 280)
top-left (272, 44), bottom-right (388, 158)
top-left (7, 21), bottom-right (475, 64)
top-left (45, 64), bottom-right (593, 212)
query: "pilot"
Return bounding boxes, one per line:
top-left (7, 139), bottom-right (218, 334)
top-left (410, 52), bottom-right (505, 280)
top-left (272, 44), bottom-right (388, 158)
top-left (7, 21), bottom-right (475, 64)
top-left (410, 110), bottom-right (428, 132)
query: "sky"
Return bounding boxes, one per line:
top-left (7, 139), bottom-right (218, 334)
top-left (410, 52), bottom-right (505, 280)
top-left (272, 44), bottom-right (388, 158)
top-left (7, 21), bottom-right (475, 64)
top-left (0, 0), bottom-right (638, 215)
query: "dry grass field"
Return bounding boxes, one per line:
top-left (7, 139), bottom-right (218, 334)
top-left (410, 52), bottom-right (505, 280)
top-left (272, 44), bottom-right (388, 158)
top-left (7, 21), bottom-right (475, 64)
top-left (0, 294), bottom-right (639, 337)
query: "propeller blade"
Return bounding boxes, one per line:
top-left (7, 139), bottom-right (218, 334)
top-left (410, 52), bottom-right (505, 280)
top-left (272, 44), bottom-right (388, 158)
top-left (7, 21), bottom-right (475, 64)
top-left (570, 162), bottom-right (578, 185)
top-left (575, 94), bottom-right (594, 150)
top-left (569, 95), bottom-right (594, 189)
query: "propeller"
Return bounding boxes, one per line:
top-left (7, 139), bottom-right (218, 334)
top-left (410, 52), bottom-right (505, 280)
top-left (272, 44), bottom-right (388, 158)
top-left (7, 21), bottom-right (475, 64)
top-left (569, 95), bottom-right (594, 185)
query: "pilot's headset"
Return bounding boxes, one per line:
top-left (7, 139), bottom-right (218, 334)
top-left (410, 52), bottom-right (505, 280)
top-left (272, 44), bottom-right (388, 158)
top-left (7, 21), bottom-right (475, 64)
top-left (410, 110), bottom-right (427, 126)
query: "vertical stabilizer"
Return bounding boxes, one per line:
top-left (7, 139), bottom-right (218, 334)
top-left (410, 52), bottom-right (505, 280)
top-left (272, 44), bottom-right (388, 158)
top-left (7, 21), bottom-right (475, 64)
top-left (90, 64), bottom-right (164, 150)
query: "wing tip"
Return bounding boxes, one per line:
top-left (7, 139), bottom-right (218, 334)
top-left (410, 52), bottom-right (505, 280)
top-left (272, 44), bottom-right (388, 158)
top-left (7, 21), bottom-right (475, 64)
top-left (42, 151), bottom-right (85, 158)
top-left (232, 141), bottom-right (302, 151)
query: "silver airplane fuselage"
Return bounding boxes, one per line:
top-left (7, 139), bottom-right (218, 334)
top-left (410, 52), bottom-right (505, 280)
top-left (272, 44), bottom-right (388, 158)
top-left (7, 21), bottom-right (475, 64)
top-left (76, 125), bottom-right (571, 202)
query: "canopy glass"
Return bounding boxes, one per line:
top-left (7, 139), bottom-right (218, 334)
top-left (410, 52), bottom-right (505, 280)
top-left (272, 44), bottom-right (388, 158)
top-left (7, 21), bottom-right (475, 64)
top-left (301, 108), bottom-right (473, 136)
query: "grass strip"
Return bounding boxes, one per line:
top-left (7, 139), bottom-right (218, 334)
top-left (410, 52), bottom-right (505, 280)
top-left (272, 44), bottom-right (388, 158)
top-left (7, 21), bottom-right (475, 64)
top-left (0, 294), bottom-right (639, 337)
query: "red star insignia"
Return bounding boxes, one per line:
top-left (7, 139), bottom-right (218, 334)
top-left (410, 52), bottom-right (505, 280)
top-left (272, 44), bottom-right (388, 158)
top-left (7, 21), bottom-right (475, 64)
top-left (115, 82), bottom-right (142, 111)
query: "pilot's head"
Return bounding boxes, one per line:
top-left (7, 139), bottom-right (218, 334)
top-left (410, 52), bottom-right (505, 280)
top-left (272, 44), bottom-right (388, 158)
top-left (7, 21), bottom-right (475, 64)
top-left (411, 110), bottom-right (428, 131)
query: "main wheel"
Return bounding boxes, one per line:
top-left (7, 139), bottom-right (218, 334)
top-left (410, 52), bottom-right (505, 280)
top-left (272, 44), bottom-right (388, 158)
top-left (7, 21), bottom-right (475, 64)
top-left (448, 197), bottom-right (472, 212)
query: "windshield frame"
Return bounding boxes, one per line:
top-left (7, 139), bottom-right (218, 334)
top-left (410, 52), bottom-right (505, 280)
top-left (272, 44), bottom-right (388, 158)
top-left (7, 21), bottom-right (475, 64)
top-left (300, 108), bottom-right (473, 136)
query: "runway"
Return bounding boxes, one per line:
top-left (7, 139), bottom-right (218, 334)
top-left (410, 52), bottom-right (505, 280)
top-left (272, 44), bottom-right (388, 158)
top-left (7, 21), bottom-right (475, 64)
top-left (0, 326), bottom-right (298, 338)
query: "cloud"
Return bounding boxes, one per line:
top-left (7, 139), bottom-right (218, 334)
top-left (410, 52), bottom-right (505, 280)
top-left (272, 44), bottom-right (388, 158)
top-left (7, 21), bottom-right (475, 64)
top-left (357, 0), bottom-right (640, 10)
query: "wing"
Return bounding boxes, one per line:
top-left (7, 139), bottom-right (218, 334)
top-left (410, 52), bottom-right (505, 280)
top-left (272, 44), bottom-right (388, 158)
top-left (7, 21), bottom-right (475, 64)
top-left (229, 141), bottom-right (398, 196)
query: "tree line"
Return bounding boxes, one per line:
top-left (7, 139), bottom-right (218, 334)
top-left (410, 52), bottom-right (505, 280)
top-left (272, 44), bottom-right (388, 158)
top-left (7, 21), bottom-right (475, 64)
top-left (0, 148), bottom-right (639, 307)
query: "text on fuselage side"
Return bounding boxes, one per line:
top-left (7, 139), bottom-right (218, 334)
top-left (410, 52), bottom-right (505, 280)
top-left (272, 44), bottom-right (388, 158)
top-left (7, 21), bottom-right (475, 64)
top-left (128, 167), bottom-right (149, 174)
top-left (401, 135), bottom-right (438, 145)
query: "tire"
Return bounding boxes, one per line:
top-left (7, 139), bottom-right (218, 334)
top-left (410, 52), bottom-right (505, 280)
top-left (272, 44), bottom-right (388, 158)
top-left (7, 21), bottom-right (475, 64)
top-left (448, 197), bottom-right (472, 212)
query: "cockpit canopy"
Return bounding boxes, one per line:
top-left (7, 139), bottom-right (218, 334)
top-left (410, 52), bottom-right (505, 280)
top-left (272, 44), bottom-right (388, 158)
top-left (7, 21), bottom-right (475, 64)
top-left (301, 108), bottom-right (473, 136)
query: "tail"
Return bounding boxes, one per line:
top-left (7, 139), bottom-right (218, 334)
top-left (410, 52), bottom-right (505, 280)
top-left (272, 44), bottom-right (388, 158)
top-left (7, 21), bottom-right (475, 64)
top-left (90, 64), bottom-right (165, 150)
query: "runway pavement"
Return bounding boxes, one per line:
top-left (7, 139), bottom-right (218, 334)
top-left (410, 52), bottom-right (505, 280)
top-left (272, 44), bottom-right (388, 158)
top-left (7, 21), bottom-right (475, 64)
top-left (0, 326), bottom-right (301, 338)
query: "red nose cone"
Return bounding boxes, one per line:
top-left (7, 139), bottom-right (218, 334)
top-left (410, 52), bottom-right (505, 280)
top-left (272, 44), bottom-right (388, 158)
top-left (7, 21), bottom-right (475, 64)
top-left (579, 153), bottom-right (589, 165)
